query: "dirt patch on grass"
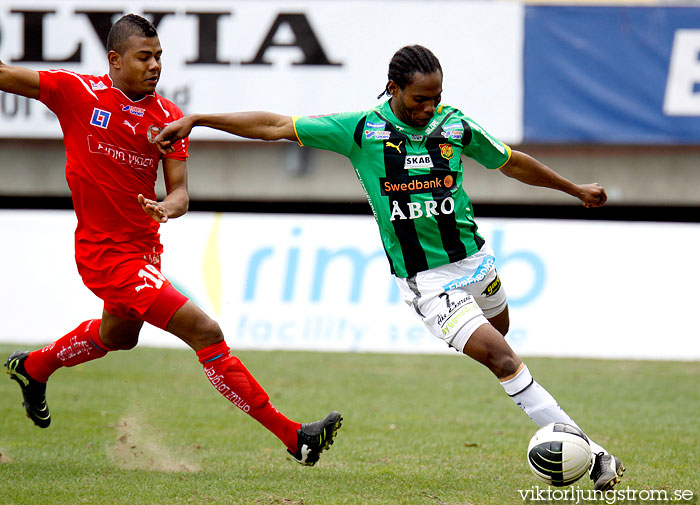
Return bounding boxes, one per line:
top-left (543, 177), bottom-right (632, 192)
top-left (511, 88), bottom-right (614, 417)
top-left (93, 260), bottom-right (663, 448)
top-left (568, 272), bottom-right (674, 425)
top-left (109, 414), bottom-right (201, 473)
top-left (0, 450), bottom-right (12, 463)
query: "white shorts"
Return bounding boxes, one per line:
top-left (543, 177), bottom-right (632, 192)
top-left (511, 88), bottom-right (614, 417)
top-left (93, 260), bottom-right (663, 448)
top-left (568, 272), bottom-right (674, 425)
top-left (395, 244), bottom-right (508, 352)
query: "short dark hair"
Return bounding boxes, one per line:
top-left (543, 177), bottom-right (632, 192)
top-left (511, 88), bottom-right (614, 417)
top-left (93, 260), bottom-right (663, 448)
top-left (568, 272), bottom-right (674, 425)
top-left (107, 14), bottom-right (158, 53)
top-left (378, 45), bottom-right (443, 99)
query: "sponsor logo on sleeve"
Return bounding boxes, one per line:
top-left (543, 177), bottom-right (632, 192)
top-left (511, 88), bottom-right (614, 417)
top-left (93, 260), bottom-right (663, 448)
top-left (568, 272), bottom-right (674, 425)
top-left (441, 130), bottom-right (463, 140)
top-left (90, 108), bottom-right (111, 129)
top-left (365, 121), bottom-right (386, 129)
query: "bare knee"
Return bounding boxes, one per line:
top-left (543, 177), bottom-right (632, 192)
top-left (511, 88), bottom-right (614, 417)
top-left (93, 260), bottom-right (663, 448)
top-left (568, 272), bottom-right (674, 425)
top-left (167, 302), bottom-right (224, 351)
top-left (487, 352), bottom-right (521, 379)
top-left (191, 317), bottom-right (223, 348)
top-left (98, 315), bottom-right (142, 350)
top-left (99, 329), bottom-right (139, 350)
top-left (463, 322), bottom-right (521, 379)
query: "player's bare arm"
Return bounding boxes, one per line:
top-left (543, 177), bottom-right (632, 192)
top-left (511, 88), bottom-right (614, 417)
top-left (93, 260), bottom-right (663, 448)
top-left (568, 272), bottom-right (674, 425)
top-left (138, 158), bottom-right (189, 223)
top-left (155, 112), bottom-right (296, 153)
top-left (500, 150), bottom-right (607, 208)
top-left (0, 60), bottom-right (41, 99)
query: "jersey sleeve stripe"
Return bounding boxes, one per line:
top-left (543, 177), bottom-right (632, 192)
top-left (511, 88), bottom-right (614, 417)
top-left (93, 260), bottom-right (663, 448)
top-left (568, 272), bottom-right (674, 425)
top-left (495, 144), bottom-right (512, 170)
top-left (291, 116), bottom-right (304, 147)
top-left (47, 70), bottom-right (97, 100)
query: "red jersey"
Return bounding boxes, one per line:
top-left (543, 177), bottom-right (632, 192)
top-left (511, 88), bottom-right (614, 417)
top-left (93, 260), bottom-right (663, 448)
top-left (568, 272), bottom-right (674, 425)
top-left (38, 71), bottom-right (188, 245)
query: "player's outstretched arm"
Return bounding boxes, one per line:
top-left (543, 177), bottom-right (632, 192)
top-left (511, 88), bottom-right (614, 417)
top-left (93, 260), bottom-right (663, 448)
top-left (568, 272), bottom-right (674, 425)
top-left (500, 150), bottom-right (607, 208)
top-left (155, 112), bottom-right (296, 153)
top-left (0, 60), bottom-right (40, 99)
top-left (138, 159), bottom-right (189, 223)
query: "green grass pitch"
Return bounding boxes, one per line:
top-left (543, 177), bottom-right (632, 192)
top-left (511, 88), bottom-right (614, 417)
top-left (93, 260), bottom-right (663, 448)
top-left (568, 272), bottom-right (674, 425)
top-left (1, 344), bottom-right (698, 505)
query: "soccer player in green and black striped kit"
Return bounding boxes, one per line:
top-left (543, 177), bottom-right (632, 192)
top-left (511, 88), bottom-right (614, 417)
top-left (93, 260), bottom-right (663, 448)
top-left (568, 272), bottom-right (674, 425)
top-left (156, 45), bottom-right (624, 491)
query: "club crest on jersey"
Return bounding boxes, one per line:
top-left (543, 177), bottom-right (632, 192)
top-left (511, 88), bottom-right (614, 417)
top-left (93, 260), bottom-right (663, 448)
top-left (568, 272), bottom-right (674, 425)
top-left (439, 143), bottom-right (454, 160)
top-left (90, 108), bottom-right (111, 129)
top-left (365, 130), bottom-right (391, 140)
top-left (122, 104), bottom-right (145, 117)
top-left (404, 154), bottom-right (433, 169)
top-left (146, 125), bottom-right (162, 144)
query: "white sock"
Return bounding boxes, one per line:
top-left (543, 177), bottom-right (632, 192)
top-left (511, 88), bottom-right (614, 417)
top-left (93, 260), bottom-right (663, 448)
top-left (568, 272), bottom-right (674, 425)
top-left (501, 365), bottom-right (579, 427)
top-left (501, 365), bottom-right (608, 456)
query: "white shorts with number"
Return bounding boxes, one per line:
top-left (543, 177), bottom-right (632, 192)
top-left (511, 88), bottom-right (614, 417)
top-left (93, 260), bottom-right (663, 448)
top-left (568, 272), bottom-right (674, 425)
top-left (395, 244), bottom-right (507, 352)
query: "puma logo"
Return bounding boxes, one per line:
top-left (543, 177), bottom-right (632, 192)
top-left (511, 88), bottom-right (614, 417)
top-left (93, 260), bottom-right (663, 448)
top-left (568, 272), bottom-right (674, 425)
top-left (386, 141), bottom-right (403, 153)
top-left (123, 120), bottom-right (138, 135)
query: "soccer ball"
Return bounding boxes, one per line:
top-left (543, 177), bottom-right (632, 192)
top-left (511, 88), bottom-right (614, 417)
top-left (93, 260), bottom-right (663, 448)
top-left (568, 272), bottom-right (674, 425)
top-left (527, 423), bottom-right (592, 486)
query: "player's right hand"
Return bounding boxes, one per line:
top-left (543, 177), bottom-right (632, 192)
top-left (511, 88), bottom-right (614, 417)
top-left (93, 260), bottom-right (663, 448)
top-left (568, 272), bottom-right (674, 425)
top-left (153, 116), bottom-right (195, 154)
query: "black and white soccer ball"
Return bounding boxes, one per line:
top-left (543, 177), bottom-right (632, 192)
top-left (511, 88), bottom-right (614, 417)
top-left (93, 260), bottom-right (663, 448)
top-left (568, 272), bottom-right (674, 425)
top-left (527, 422), bottom-right (592, 486)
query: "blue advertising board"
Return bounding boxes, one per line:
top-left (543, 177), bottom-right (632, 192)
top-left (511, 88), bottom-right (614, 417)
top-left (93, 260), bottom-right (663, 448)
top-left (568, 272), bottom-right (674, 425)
top-left (524, 6), bottom-right (700, 144)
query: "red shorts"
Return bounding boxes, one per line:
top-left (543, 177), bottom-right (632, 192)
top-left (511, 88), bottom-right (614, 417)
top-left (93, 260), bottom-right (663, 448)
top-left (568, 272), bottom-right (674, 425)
top-left (75, 240), bottom-right (188, 330)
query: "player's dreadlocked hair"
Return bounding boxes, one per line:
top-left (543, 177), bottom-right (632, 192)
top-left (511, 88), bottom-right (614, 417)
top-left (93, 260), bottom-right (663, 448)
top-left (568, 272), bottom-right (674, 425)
top-left (377, 45), bottom-right (443, 99)
top-left (107, 14), bottom-right (158, 53)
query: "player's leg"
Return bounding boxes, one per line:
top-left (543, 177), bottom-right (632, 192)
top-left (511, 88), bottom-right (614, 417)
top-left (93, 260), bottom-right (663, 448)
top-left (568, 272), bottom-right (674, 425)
top-left (15, 307), bottom-right (144, 381)
top-left (152, 298), bottom-right (341, 466)
top-left (397, 257), bottom-right (623, 490)
top-left (98, 309), bottom-right (144, 350)
top-left (461, 312), bottom-right (624, 489)
top-left (462, 323), bottom-right (579, 425)
top-left (3, 310), bottom-right (134, 428)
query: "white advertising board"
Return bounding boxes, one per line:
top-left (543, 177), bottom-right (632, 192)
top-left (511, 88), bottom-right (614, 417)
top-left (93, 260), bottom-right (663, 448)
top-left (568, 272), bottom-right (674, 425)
top-left (1, 210), bottom-right (698, 361)
top-left (0, 1), bottom-right (523, 142)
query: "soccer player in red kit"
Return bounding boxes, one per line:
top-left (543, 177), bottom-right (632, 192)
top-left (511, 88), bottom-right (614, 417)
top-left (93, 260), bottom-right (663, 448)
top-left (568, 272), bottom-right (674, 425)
top-left (0, 13), bottom-right (341, 466)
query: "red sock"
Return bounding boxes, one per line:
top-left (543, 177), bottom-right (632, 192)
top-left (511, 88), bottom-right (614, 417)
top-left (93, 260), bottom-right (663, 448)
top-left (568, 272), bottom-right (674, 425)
top-left (196, 341), bottom-right (301, 451)
top-left (24, 319), bottom-right (111, 383)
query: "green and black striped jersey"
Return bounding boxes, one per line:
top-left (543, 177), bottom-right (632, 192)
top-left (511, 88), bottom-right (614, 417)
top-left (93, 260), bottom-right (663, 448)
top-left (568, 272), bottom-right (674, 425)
top-left (293, 100), bottom-right (511, 278)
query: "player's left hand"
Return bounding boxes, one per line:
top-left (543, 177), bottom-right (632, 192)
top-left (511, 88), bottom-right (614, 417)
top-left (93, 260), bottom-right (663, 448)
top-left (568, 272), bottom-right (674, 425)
top-left (578, 183), bottom-right (607, 208)
top-left (153, 116), bottom-right (194, 155)
top-left (138, 194), bottom-right (169, 223)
